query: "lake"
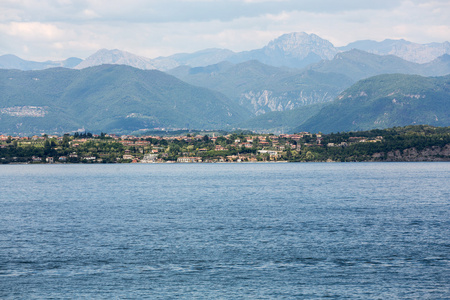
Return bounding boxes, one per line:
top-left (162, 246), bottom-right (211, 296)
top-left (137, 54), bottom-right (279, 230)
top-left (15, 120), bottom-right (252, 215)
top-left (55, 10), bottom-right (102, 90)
top-left (0, 163), bottom-right (449, 299)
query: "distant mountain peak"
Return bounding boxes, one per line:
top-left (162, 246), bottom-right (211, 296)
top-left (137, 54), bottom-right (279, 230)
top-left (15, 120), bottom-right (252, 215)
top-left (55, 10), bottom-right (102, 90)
top-left (0, 54), bottom-right (82, 70)
top-left (265, 32), bottom-right (338, 60)
top-left (340, 39), bottom-right (450, 64)
top-left (74, 49), bottom-right (156, 70)
top-left (269, 32), bottom-right (324, 45)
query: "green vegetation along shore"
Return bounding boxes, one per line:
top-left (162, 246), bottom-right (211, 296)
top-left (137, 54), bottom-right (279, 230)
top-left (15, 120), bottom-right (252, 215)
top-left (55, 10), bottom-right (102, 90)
top-left (1, 125), bottom-right (449, 164)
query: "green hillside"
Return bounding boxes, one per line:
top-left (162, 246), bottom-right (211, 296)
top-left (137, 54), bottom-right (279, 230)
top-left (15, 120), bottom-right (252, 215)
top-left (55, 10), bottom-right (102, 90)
top-left (168, 51), bottom-right (450, 119)
top-left (2, 63), bottom-right (449, 136)
top-left (0, 65), bottom-right (248, 135)
top-left (296, 74), bottom-right (450, 133)
top-left (168, 60), bottom-right (292, 101)
top-left (168, 60), bottom-right (353, 115)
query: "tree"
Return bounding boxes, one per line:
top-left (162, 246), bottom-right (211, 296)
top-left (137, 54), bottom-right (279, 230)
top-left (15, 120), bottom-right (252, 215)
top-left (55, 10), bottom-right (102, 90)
top-left (62, 135), bottom-right (70, 148)
top-left (216, 136), bottom-right (227, 144)
top-left (305, 151), bottom-right (316, 161)
top-left (284, 148), bottom-right (292, 160)
top-left (169, 144), bottom-right (181, 154)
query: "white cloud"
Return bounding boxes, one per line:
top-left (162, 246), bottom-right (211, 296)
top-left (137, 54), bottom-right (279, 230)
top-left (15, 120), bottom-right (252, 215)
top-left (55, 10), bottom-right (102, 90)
top-left (81, 9), bottom-right (100, 19)
top-left (0, 0), bottom-right (449, 61)
top-left (1, 22), bottom-right (66, 41)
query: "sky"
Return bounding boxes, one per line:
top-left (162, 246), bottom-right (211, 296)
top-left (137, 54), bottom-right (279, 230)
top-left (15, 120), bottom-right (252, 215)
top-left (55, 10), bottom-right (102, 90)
top-left (0, 0), bottom-right (449, 61)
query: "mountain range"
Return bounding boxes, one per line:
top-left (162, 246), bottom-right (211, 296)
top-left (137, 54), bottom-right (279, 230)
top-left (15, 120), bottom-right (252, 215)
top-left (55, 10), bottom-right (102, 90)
top-left (239, 74), bottom-right (450, 133)
top-left (166, 51), bottom-right (450, 117)
top-left (339, 39), bottom-right (450, 64)
top-left (1, 32), bottom-right (449, 71)
top-left (0, 54), bottom-right (82, 71)
top-left (1, 32), bottom-right (450, 135)
top-left (1, 65), bottom-right (449, 135)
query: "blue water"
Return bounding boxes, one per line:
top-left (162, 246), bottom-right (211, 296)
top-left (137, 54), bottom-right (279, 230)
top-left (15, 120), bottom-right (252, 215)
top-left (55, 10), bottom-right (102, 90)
top-left (0, 163), bottom-right (449, 299)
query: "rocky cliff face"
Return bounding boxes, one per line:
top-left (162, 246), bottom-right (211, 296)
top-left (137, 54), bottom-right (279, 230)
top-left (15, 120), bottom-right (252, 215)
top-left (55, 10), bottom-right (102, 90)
top-left (372, 144), bottom-right (450, 161)
top-left (240, 88), bottom-right (336, 115)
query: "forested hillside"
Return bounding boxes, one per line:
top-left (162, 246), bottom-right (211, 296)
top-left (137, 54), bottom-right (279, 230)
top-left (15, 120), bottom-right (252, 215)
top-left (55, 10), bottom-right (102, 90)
top-left (0, 65), bottom-right (248, 135)
top-left (297, 74), bottom-right (450, 133)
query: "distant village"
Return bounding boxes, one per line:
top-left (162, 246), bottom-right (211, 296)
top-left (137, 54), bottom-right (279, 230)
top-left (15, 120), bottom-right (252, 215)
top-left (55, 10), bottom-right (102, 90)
top-left (0, 131), bottom-right (386, 164)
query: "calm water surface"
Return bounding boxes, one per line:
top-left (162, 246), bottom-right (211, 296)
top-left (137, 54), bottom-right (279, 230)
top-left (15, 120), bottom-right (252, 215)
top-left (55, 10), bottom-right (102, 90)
top-left (0, 163), bottom-right (449, 299)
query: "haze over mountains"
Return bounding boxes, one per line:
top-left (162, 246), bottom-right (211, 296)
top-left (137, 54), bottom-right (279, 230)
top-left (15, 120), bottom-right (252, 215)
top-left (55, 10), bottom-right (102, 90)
top-left (340, 39), bottom-right (450, 64)
top-left (1, 32), bottom-right (449, 135)
top-left (1, 32), bottom-right (450, 71)
top-left (0, 55), bottom-right (82, 71)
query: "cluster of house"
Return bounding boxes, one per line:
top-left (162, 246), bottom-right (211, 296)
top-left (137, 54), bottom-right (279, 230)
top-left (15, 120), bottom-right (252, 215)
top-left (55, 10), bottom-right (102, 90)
top-left (0, 134), bottom-right (59, 141)
top-left (1, 132), bottom-right (384, 163)
top-left (117, 133), bottom-right (312, 163)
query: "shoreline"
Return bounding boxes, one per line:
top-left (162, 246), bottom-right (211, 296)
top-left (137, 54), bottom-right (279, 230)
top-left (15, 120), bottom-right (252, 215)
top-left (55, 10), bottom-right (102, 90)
top-left (2, 160), bottom-right (449, 165)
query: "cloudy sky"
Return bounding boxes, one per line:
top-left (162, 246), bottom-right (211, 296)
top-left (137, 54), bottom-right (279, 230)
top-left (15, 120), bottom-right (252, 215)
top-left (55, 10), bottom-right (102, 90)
top-left (1, 0), bottom-right (449, 61)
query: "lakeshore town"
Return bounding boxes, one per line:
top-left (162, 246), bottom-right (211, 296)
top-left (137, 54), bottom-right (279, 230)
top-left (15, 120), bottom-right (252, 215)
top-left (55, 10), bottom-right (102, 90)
top-left (1, 125), bottom-right (449, 163)
top-left (0, 130), bottom-right (388, 164)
